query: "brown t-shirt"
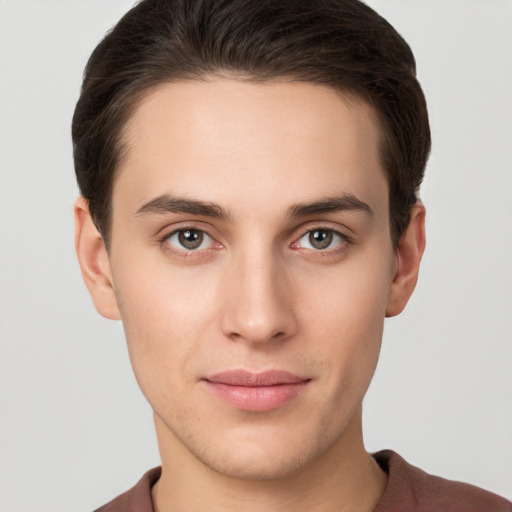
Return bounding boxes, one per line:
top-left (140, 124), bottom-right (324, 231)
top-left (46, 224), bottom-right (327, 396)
top-left (94, 450), bottom-right (512, 511)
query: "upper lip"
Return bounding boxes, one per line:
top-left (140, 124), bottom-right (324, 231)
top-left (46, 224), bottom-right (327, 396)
top-left (205, 370), bottom-right (309, 387)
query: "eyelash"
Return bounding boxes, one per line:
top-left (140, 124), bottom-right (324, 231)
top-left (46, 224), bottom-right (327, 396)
top-left (293, 227), bottom-right (351, 254)
top-left (157, 225), bottom-right (352, 258)
top-left (158, 226), bottom-right (221, 258)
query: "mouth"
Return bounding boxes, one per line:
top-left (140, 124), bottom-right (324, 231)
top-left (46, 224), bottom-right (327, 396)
top-left (202, 370), bottom-right (311, 412)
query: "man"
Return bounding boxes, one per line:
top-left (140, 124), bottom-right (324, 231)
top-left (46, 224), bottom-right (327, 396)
top-left (72, 0), bottom-right (511, 510)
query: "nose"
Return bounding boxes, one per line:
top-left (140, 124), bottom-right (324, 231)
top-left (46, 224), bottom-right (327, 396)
top-left (220, 249), bottom-right (298, 345)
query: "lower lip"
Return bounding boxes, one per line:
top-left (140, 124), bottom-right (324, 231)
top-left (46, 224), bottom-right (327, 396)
top-left (203, 381), bottom-right (310, 412)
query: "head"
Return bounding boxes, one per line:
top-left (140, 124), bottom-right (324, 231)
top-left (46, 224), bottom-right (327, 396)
top-left (73, 0), bottom-right (429, 481)
top-left (73, 0), bottom-right (430, 250)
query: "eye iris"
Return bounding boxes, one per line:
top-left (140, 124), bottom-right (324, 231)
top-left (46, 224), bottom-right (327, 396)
top-left (178, 230), bottom-right (203, 249)
top-left (309, 229), bottom-right (333, 249)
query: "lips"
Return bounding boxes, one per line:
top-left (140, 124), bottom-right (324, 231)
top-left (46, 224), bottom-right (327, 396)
top-left (203, 370), bottom-right (310, 412)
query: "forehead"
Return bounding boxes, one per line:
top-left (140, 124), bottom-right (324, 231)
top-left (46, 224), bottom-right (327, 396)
top-left (114, 79), bottom-right (387, 218)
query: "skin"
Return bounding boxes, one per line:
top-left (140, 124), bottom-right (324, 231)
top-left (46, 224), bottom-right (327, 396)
top-left (75, 79), bottom-right (425, 512)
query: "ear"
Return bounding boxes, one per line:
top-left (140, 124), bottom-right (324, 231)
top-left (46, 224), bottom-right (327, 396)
top-left (74, 197), bottom-right (121, 320)
top-left (386, 201), bottom-right (426, 317)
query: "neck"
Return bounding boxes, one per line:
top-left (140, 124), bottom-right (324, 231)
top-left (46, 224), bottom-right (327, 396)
top-left (152, 409), bottom-right (387, 512)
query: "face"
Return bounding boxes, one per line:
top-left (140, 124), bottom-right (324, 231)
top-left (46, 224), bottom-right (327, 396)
top-left (81, 79), bottom-right (411, 480)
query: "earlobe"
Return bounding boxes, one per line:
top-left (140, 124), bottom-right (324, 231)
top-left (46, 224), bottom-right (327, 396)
top-left (74, 197), bottom-right (121, 320)
top-left (386, 202), bottom-right (426, 318)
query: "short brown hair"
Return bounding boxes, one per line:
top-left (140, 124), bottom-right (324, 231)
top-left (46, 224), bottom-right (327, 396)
top-left (72, 0), bottom-right (430, 247)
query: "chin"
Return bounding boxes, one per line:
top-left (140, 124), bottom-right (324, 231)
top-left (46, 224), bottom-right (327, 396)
top-left (181, 422), bottom-right (328, 481)
top-left (199, 445), bottom-right (314, 481)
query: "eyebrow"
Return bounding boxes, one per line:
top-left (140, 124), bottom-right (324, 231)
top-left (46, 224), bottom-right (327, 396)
top-left (287, 194), bottom-right (374, 219)
top-left (134, 192), bottom-right (373, 221)
top-left (134, 194), bottom-right (231, 219)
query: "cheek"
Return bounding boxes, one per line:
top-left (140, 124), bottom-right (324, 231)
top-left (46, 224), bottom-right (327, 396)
top-left (112, 258), bottom-right (223, 396)
top-left (300, 250), bottom-right (393, 390)
top-left (115, 251), bottom-right (221, 330)
top-left (302, 247), bottom-right (392, 338)
top-left (310, 282), bottom-right (386, 382)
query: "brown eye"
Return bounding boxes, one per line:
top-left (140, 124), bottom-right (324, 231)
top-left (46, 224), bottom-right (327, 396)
top-left (166, 229), bottom-right (213, 251)
top-left (308, 229), bottom-right (333, 249)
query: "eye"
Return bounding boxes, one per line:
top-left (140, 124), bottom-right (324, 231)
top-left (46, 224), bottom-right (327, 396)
top-left (165, 229), bottom-right (214, 251)
top-left (297, 228), bottom-right (345, 250)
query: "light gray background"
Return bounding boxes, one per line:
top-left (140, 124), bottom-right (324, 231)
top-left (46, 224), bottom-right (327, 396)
top-left (0, 1), bottom-right (511, 510)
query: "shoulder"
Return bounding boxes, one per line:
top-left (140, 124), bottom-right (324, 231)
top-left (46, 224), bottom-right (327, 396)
top-left (373, 450), bottom-right (512, 512)
top-left (93, 467), bottom-right (161, 512)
